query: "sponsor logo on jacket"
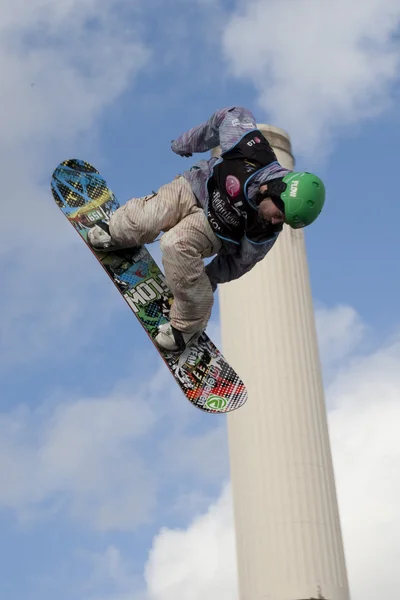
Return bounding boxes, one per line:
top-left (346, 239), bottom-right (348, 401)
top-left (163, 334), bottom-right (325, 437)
top-left (231, 118), bottom-right (255, 129)
top-left (225, 175), bottom-right (240, 198)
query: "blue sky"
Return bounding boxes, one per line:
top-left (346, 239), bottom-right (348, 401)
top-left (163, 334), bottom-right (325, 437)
top-left (1, 1), bottom-right (400, 599)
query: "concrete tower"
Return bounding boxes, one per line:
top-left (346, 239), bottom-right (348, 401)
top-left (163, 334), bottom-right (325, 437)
top-left (212, 126), bottom-right (350, 599)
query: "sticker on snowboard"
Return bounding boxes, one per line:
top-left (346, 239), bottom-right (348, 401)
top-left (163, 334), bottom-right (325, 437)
top-left (50, 159), bottom-right (247, 413)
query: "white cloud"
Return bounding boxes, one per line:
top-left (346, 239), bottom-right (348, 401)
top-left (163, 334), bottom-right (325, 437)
top-left (0, 363), bottom-right (232, 532)
top-left (0, 0), bottom-right (150, 365)
top-left (221, 0), bottom-right (400, 159)
top-left (327, 341), bottom-right (400, 598)
top-left (144, 483), bottom-right (238, 600)
top-left (0, 0), bottom-right (149, 247)
top-left (0, 245), bottom-right (122, 368)
top-left (0, 389), bottom-right (158, 530)
top-left (0, 0), bottom-right (149, 156)
top-left (81, 545), bottom-right (145, 600)
top-left (315, 303), bottom-right (366, 375)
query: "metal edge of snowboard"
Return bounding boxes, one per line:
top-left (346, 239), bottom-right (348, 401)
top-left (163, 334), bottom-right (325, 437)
top-left (50, 159), bottom-right (248, 414)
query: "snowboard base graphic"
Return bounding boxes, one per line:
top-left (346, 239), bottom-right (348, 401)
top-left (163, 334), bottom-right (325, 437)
top-left (50, 159), bottom-right (247, 413)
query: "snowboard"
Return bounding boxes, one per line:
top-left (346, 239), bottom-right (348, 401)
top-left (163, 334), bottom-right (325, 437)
top-left (50, 159), bottom-right (248, 413)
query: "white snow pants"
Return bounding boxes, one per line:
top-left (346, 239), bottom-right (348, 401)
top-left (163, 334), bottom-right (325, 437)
top-left (109, 176), bottom-right (222, 333)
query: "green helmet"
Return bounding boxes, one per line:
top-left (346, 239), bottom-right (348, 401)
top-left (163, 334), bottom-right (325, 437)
top-left (280, 171), bottom-right (325, 229)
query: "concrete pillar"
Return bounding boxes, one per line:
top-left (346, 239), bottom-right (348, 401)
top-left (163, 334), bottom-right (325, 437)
top-left (213, 125), bottom-right (350, 599)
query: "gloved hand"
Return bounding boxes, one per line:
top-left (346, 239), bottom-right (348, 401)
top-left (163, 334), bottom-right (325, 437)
top-left (171, 140), bottom-right (192, 158)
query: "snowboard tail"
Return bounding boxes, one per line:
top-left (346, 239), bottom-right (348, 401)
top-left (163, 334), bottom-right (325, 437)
top-left (50, 159), bottom-right (247, 413)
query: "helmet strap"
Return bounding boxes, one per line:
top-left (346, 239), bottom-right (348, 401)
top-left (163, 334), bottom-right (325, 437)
top-left (256, 178), bottom-right (287, 213)
top-left (265, 177), bottom-right (287, 197)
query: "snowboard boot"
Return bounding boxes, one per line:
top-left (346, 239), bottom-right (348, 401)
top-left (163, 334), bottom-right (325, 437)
top-left (88, 222), bottom-right (139, 252)
top-left (155, 323), bottom-right (202, 352)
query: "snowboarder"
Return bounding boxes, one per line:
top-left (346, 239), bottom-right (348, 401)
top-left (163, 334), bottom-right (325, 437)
top-left (88, 106), bottom-right (325, 352)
